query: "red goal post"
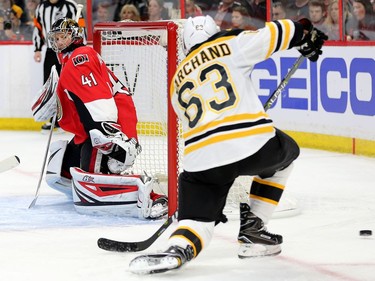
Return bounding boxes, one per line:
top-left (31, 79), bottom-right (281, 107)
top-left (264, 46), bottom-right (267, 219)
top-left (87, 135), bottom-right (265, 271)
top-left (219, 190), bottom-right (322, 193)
top-left (93, 21), bottom-right (185, 216)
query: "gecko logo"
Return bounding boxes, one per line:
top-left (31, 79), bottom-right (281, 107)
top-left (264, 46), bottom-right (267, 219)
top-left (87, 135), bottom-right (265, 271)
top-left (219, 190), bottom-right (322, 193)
top-left (72, 54), bottom-right (89, 66)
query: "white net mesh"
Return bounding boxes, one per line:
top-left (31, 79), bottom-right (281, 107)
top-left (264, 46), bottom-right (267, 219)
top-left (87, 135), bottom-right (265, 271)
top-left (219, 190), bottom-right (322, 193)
top-left (99, 24), bottom-right (182, 179)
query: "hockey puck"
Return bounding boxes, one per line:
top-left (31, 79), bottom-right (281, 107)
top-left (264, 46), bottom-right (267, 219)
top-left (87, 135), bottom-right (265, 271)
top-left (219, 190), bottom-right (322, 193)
top-left (359, 230), bottom-right (372, 236)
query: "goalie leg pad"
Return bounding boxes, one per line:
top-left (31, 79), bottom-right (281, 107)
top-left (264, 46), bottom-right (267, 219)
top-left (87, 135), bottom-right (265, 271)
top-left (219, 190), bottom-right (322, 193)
top-left (45, 140), bottom-right (72, 197)
top-left (70, 167), bottom-right (153, 218)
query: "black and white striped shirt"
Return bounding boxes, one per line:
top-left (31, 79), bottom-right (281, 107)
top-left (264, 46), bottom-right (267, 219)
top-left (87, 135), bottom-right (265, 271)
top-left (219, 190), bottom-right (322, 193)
top-left (33, 0), bottom-right (79, 51)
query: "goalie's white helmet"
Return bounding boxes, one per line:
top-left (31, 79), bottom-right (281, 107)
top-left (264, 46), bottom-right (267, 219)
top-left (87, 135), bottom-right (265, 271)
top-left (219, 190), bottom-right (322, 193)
top-left (183, 15), bottom-right (219, 55)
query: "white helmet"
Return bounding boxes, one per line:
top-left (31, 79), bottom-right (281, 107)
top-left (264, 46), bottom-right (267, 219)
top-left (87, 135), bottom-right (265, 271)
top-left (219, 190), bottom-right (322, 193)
top-left (183, 15), bottom-right (219, 55)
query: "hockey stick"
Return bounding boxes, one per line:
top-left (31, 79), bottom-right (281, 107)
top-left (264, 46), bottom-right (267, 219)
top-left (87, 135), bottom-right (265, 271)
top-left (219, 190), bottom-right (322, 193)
top-left (28, 114), bottom-right (56, 209)
top-left (75, 4), bottom-right (83, 21)
top-left (96, 55), bottom-right (305, 252)
top-left (0, 155), bottom-right (20, 173)
top-left (97, 213), bottom-right (177, 252)
top-left (263, 55), bottom-right (305, 111)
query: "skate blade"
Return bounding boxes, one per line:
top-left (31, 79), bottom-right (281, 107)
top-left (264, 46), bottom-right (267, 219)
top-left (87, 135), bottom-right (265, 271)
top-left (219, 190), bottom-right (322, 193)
top-left (129, 255), bottom-right (180, 274)
top-left (238, 244), bottom-right (281, 259)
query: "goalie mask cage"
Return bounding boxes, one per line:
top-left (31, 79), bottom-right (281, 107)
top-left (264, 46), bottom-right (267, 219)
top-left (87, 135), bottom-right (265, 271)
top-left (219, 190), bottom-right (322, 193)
top-left (93, 21), bottom-right (300, 219)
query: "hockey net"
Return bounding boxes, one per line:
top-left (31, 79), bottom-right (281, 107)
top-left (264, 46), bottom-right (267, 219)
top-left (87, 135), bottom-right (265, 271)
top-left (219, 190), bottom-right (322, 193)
top-left (93, 21), bottom-right (299, 219)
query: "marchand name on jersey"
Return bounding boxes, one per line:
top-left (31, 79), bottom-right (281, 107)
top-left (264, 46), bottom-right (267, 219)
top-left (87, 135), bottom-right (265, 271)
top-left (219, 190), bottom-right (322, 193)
top-left (175, 43), bottom-right (231, 87)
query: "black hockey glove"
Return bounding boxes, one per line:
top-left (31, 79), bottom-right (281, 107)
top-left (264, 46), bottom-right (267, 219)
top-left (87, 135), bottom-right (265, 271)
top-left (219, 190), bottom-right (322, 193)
top-left (296, 18), bottom-right (328, 62)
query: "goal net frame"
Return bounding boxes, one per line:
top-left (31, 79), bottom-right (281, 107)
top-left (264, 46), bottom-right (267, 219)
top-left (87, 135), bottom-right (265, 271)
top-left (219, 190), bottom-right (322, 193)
top-left (93, 21), bottom-right (181, 216)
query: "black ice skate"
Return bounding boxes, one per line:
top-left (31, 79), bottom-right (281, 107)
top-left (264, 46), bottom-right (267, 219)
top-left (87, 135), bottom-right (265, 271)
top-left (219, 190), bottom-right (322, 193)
top-left (237, 203), bottom-right (283, 258)
top-left (129, 245), bottom-right (194, 274)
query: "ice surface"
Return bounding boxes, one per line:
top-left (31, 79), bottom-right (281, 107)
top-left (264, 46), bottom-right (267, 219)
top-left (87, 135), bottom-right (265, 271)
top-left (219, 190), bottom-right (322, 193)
top-left (0, 131), bottom-right (374, 281)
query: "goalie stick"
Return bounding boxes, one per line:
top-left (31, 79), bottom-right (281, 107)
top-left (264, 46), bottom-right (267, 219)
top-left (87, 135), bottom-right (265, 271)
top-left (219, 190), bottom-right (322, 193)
top-left (0, 155), bottom-right (20, 173)
top-left (28, 114), bottom-right (56, 209)
top-left (96, 55), bottom-right (305, 253)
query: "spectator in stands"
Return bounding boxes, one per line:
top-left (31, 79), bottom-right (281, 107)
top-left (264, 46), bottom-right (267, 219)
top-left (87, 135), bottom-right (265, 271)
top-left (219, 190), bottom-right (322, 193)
top-left (185, 0), bottom-right (203, 18)
top-left (347, 0), bottom-right (375, 40)
top-left (3, 7), bottom-right (32, 40)
top-left (308, 0), bottom-right (326, 28)
top-left (0, 9), bottom-right (11, 41)
top-left (286, 0), bottom-right (310, 21)
top-left (0, 0), bottom-right (24, 40)
top-left (242, 0), bottom-right (266, 28)
top-left (210, 0), bottom-right (242, 30)
top-left (322, 0), bottom-right (330, 13)
top-left (14, 0), bottom-right (27, 23)
top-left (272, 1), bottom-right (287, 20)
top-left (147, 0), bottom-right (169, 20)
top-left (322, 0), bottom-right (352, 40)
top-left (194, 0), bottom-right (213, 13)
top-left (120, 3), bottom-right (141, 20)
top-left (25, 0), bottom-right (39, 27)
top-left (231, 5), bottom-right (256, 30)
top-left (113, 0), bottom-right (148, 21)
top-left (93, 2), bottom-right (111, 26)
top-left (0, 0), bottom-right (24, 20)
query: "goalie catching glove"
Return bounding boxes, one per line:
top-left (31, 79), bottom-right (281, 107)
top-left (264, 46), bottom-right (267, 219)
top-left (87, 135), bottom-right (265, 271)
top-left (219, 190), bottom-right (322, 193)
top-left (31, 65), bottom-right (59, 121)
top-left (89, 123), bottom-right (142, 173)
top-left (295, 18), bottom-right (328, 62)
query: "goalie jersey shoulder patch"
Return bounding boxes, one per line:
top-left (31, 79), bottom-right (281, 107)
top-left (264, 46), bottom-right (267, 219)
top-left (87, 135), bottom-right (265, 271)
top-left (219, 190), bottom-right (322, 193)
top-left (72, 54), bottom-right (89, 66)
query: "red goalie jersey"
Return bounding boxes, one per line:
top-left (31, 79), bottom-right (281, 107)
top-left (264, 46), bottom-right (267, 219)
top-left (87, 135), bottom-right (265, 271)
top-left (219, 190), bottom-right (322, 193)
top-left (57, 46), bottom-right (138, 144)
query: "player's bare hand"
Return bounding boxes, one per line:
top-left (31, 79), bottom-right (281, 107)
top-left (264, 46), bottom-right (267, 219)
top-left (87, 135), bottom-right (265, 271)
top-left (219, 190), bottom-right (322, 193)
top-left (34, 51), bottom-right (42, 63)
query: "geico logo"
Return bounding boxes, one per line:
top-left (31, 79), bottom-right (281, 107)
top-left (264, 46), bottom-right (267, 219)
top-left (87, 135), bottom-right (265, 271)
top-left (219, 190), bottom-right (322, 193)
top-left (253, 57), bottom-right (375, 117)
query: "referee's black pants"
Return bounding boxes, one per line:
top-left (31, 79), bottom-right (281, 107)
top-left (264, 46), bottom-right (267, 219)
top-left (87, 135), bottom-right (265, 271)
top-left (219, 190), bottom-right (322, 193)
top-left (43, 48), bottom-right (61, 83)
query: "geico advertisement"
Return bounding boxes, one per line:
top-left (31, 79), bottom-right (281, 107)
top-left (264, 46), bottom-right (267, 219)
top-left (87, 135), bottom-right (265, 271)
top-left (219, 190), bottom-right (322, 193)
top-left (0, 45), bottom-right (374, 140)
top-left (251, 47), bottom-right (375, 140)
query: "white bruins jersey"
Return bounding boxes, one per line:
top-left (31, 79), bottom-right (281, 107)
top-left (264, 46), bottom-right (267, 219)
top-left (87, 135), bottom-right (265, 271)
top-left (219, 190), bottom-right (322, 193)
top-left (170, 20), bottom-right (299, 172)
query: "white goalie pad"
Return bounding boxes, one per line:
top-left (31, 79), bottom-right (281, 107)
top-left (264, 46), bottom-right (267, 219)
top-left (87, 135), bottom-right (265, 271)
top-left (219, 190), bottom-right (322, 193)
top-left (45, 140), bottom-right (72, 197)
top-left (70, 167), bottom-right (153, 218)
top-left (31, 65), bottom-right (59, 122)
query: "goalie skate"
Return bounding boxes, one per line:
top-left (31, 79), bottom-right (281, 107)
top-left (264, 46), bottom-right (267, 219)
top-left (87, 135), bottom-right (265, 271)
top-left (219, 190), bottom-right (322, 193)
top-left (149, 196), bottom-right (168, 219)
top-left (129, 245), bottom-right (193, 275)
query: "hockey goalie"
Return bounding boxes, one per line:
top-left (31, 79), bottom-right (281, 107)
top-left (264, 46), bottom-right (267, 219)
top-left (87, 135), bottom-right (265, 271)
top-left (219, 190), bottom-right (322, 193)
top-left (31, 17), bottom-right (167, 219)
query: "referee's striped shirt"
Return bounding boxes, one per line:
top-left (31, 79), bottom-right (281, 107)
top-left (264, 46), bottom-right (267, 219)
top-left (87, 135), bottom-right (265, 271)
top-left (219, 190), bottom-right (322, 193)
top-left (33, 0), bottom-right (85, 51)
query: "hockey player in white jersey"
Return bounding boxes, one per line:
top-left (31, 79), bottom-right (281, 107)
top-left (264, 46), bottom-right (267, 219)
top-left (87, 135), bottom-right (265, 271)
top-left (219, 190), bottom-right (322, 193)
top-left (129, 15), bottom-right (328, 274)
